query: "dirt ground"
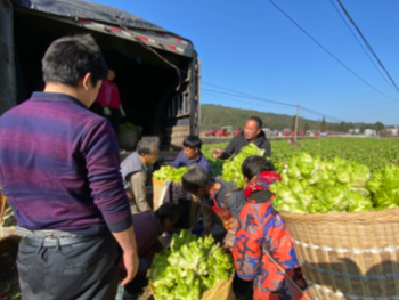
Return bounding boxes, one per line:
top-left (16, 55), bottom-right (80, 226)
top-left (3, 278), bottom-right (151, 300)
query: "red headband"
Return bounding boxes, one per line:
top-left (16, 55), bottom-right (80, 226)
top-left (244, 171), bottom-right (282, 198)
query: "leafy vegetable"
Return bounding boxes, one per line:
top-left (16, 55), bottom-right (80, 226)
top-left (149, 230), bottom-right (234, 300)
top-left (119, 122), bottom-right (138, 131)
top-left (201, 138), bottom-right (399, 213)
top-left (367, 164), bottom-right (399, 210)
top-left (221, 143), bottom-right (265, 187)
top-left (153, 165), bottom-right (189, 181)
top-left (271, 153), bottom-right (375, 213)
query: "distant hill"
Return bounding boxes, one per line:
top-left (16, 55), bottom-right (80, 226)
top-left (200, 104), bottom-right (375, 132)
top-left (201, 104), bottom-right (319, 131)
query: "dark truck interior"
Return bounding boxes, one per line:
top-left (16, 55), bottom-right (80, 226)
top-left (14, 9), bottom-right (193, 149)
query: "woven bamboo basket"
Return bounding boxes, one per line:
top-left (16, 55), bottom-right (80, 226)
top-left (150, 275), bottom-right (235, 300)
top-left (152, 178), bottom-right (180, 211)
top-left (280, 208), bottom-right (399, 300)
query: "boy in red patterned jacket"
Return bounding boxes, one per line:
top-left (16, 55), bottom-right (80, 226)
top-left (233, 156), bottom-right (310, 300)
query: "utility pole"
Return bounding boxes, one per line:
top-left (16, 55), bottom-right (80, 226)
top-left (197, 59), bottom-right (202, 134)
top-left (294, 105), bottom-right (300, 141)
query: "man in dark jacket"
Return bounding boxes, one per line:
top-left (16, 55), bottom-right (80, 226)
top-left (212, 116), bottom-right (271, 160)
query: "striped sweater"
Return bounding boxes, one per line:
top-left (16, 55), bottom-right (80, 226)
top-left (0, 92), bottom-right (132, 236)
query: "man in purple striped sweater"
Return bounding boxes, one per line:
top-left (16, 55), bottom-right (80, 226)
top-left (0, 34), bottom-right (138, 300)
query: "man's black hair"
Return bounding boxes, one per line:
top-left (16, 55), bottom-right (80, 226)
top-left (183, 136), bottom-right (202, 151)
top-left (248, 116), bottom-right (262, 130)
top-left (155, 202), bottom-right (180, 223)
top-left (181, 167), bottom-right (211, 194)
top-left (42, 34), bottom-right (108, 87)
top-left (242, 155), bottom-right (276, 179)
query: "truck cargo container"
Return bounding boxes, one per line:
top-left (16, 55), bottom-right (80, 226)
top-left (0, 0), bottom-right (200, 152)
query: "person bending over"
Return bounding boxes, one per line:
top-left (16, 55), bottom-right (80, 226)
top-left (182, 168), bottom-right (246, 252)
top-left (116, 202), bottom-right (180, 300)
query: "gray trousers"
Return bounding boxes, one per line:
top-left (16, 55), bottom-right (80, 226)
top-left (17, 233), bottom-right (119, 300)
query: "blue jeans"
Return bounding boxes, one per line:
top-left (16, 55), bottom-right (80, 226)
top-left (115, 284), bottom-right (135, 300)
top-left (17, 233), bottom-right (119, 300)
top-left (115, 259), bottom-right (149, 300)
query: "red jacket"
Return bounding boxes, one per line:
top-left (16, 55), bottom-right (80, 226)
top-left (234, 171), bottom-right (309, 300)
top-left (96, 80), bottom-right (121, 109)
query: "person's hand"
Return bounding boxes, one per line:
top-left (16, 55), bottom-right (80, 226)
top-left (120, 106), bottom-right (125, 117)
top-left (120, 250), bottom-right (139, 286)
top-left (221, 242), bottom-right (232, 254)
top-left (104, 107), bottom-right (111, 116)
top-left (212, 149), bottom-right (222, 158)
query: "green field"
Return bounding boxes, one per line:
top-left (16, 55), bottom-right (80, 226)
top-left (203, 138), bottom-right (399, 172)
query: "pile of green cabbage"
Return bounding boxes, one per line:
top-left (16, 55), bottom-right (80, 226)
top-left (153, 165), bottom-right (189, 181)
top-left (367, 164), bottom-right (399, 210)
top-left (119, 122), bottom-right (138, 131)
top-left (149, 230), bottom-right (234, 300)
top-left (270, 153), bottom-right (379, 213)
top-left (221, 143), bottom-right (265, 187)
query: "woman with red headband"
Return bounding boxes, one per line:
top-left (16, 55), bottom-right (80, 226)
top-left (233, 155), bottom-right (310, 300)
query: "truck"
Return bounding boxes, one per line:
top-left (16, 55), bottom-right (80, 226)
top-left (217, 127), bottom-right (231, 137)
top-left (0, 0), bottom-right (201, 155)
top-left (204, 127), bottom-right (218, 137)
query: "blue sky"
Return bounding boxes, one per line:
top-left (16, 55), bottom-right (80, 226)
top-left (97, 0), bottom-right (399, 125)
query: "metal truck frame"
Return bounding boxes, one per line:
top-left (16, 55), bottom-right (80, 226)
top-left (0, 0), bottom-right (201, 152)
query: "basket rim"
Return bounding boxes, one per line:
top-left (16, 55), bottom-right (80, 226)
top-left (152, 178), bottom-right (181, 185)
top-left (279, 207), bottom-right (399, 223)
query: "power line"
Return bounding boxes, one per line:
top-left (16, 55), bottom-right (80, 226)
top-left (266, 0), bottom-right (399, 103)
top-left (203, 90), bottom-right (341, 124)
top-left (203, 87), bottom-right (295, 108)
top-left (202, 85), bottom-right (343, 122)
top-left (202, 91), bottom-right (288, 109)
top-left (202, 82), bottom-right (259, 97)
top-left (335, 0), bottom-right (399, 95)
top-left (202, 84), bottom-right (341, 121)
top-left (328, 0), bottom-right (398, 95)
top-left (203, 82), bottom-right (306, 110)
top-left (202, 87), bottom-right (296, 108)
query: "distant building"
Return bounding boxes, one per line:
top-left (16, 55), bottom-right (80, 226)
top-left (350, 129), bottom-right (359, 134)
top-left (348, 128), bottom-right (360, 134)
top-left (385, 125), bottom-right (399, 129)
top-left (384, 125), bottom-right (398, 136)
top-left (364, 129), bottom-right (376, 137)
top-left (307, 130), bottom-right (315, 137)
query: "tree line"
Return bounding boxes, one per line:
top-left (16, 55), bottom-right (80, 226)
top-left (201, 104), bottom-right (384, 132)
